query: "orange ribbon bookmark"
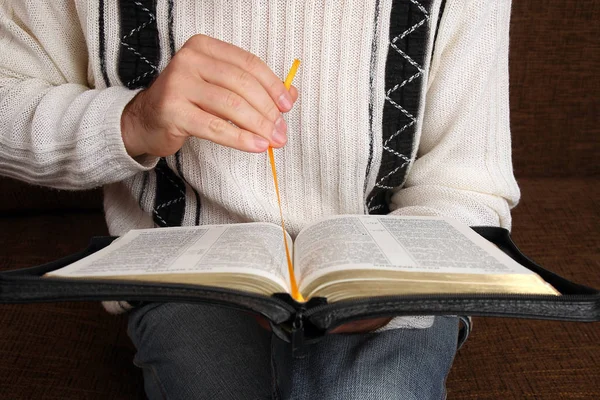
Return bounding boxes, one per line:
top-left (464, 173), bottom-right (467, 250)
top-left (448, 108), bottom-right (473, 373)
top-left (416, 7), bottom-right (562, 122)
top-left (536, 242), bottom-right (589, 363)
top-left (268, 59), bottom-right (304, 302)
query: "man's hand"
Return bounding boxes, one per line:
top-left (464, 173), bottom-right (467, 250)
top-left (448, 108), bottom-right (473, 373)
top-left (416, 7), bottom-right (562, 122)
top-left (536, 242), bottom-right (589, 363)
top-left (121, 34), bottom-right (298, 157)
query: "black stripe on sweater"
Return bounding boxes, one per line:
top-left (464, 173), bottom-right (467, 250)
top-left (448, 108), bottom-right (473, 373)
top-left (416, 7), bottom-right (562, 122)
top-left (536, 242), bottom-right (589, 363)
top-left (167, 0), bottom-right (176, 57)
top-left (118, 0), bottom-right (185, 227)
top-left (365, 0), bottom-right (382, 201)
top-left (167, 1), bottom-right (202, 225)
top-left (119, 0), bottom-right (160, 89)
top-left (431, 0), bottom-right (447, 57)
top-left (98, 0), bottom-right (110, 87)
top-left (366, 0), bottom-right (434, 215)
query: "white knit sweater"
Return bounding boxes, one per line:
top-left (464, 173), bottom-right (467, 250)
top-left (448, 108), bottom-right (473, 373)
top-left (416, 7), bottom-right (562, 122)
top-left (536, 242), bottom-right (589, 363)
top-left (0, 1), bottom-right (519, 325)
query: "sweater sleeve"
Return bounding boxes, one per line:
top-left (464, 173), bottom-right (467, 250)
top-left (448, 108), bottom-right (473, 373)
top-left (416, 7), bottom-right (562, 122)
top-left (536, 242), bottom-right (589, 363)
top-left (389, 0), bottom-right (520, 230)
top-left (0, 2), bottom-right (158, 190)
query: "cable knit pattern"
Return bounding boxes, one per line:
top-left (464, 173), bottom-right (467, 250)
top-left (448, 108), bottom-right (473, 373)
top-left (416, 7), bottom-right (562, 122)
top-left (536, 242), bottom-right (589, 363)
top-left (1, 1), bottom-right (520, 329)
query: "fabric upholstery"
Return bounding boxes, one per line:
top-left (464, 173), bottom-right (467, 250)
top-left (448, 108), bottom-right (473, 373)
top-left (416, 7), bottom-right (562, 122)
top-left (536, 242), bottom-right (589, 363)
top-left (510, 2), bottom-right (599, 178)
top-left (0, 0), bottom-right (598, 398)
top-left (0, 177), bottom-right (102, 213)
top-left (1, 179), bottom-right (598, 399)
top-left (0, 213), bottom-right (143, 399)
top-left (447, 178), bottom-right (600, 399)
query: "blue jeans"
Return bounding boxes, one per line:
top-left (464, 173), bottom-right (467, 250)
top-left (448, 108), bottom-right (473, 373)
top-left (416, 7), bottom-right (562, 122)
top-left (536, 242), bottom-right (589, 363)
top-left (128, 303), bottom-right (466, 400)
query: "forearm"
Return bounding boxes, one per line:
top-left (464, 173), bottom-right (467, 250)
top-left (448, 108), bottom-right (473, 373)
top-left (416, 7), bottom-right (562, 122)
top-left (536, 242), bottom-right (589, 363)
top-left (0, 79), bottom-right (157, 190)
top-left (0, 2), bottom-right (158, 190)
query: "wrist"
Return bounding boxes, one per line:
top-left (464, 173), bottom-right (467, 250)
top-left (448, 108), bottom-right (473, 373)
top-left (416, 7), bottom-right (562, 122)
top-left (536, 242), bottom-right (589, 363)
top-left (121, 91), bottom-right (148, 158)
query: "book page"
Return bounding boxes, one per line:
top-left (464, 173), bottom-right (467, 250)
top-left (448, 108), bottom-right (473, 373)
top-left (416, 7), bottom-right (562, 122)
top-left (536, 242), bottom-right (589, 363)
top-left (375, 216), bottom-right (533, 274)
top-left (295, 215), bottom-right (536, 289)
top-left (47, 223), bottom-right (291, 290)
top-left (294, 215), bottom-right (410, 285)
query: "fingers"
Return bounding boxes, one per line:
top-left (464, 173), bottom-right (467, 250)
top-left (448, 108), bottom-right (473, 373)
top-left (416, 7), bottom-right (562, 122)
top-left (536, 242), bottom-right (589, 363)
top-left (289, 85), bottom-right (299, 102)
top-left (177, 103), bottom-right (271, 153)
top-left (185, 35), bottom-right (295, 112)
top-left (182, 79), bottom-right (287, 148)
top-left (124, 34), bottom-right (300, 158)
top-left (195, 56), bottom-right (283, 124)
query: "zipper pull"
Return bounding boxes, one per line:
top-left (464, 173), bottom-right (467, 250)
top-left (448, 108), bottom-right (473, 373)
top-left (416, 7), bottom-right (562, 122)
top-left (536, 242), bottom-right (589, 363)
top-left (291, 309), bottom-right (306, 359)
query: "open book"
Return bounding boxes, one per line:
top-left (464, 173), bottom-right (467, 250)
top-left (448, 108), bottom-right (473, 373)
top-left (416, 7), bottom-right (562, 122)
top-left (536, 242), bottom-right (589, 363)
top-left (45, 215), bottom-right (559, 301)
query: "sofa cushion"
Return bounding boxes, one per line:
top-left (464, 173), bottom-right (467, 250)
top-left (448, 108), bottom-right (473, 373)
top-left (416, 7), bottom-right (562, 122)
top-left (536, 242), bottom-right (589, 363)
top-left (0, 211), bottom-right (144, 399)
top-left (509, 1), bottom-right (599, 178)
top-left (0, 178), bottom-right (598, 399)
top-left (447, 177), bottom-right (600, 399)
top-left (0, 302), bottom-right (143, 399)
top-left (0, 177), bottom-right (103, 213)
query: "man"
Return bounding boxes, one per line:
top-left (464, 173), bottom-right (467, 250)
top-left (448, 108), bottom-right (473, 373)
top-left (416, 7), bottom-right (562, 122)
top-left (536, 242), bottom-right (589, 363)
top-left (0, 1), bottom-right (518, 398)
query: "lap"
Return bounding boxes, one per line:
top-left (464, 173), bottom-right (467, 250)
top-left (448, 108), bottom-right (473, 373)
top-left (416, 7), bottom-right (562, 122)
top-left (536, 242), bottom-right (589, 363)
top-left (127, 302), bottom-right (274, 400)
top-left (274, 316), bottom-right (459, 400)
top-left (127, 303), bottom-right (460, 400)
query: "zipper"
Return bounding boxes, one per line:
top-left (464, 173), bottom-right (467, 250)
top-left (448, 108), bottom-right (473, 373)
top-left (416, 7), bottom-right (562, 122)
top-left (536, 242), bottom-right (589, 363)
top-left (305, 292), bottom-right (599, 315)
top-left (4, 233), bottom-right (598, 332)
top-left (3, 273), bottom-right (299, 318)
top-left (2, 236), bottom-right (301, 318)
top-left (291, 306), bottom-right (306, 358)
top-left (303, 292), bottom-right (600, 329)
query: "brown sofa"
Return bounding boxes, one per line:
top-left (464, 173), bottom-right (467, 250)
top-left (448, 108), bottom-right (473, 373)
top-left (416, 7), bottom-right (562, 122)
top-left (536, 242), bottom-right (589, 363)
top-left (1, 2), bottom-right (598, 399)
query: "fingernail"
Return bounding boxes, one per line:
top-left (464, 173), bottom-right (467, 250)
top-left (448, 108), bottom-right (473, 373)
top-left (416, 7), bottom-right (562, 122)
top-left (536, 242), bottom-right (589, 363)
top-left (254, 136), bottom-right (269, 151)
top-left (272, 117), bottom-right (287, 145)
top-left (278, 93), bottom-right (293, 111)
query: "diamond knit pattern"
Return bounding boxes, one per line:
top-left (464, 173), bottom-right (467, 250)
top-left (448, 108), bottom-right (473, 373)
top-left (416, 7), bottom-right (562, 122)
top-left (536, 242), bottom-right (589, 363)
top-left (367, 0), bottom-right (433, 214)
top-left (117, 0), bottom-right (187, 227)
